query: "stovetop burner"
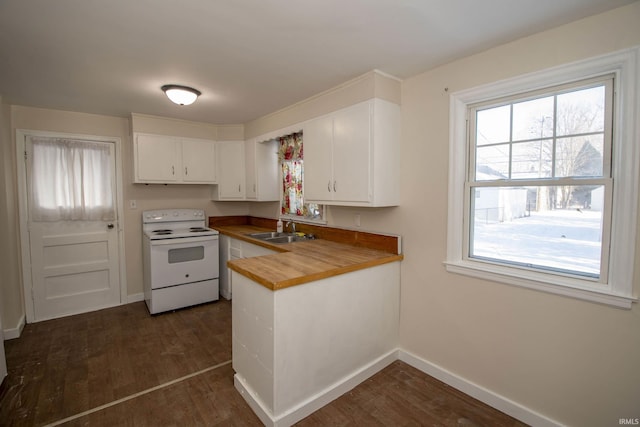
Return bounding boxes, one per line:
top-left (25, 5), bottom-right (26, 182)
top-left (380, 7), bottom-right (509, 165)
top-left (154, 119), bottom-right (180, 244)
top-left (142, 209), bottom-right (218, 240)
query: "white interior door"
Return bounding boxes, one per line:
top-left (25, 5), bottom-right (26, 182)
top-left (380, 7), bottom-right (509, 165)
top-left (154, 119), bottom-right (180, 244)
top-left (24, 136), bottom-right (121, 321)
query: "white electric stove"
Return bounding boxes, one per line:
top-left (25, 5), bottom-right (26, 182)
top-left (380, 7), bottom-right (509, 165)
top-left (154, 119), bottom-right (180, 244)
top-left (142, 209), bottom-right (219, 314)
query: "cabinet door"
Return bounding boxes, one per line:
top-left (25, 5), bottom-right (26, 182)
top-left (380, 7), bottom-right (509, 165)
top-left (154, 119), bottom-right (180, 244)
top-left (135, 134), bottom-right (179, 182)
top-left (216, 141), bottom-right (245, 199)
top-left (255, 139), bottom-right (280, 201)
top-left (303, 115), bottom-right (334, 202)
top-left (332, 102), bottom-right (371, 202)
top-left (182, 139), bottom-right (216, 183)
top-left (244, 140), bottom-right (257, 199)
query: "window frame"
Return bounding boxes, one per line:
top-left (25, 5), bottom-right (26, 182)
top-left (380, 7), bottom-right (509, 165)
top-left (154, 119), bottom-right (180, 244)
top-left (277, 130), bottom-right (327, 225)
top-left (466, 76), bottom-right (613, 282)
top-left (445, 47), bottom-right (639, 309)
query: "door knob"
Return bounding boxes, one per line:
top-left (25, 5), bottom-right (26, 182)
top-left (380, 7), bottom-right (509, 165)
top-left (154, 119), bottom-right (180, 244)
top-left (107, 223), bottom-right (115, 229)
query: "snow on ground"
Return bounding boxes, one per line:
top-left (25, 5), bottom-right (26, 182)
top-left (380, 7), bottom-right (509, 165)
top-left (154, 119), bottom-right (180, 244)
top-left (472, 209), bottom-right (602, 276)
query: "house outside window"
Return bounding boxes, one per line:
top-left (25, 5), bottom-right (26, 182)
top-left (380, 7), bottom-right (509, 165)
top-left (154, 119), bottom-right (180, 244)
top-left (278, 131), bottom-right (323, 222)
top-left (446, 48), bottom-right (639, 308)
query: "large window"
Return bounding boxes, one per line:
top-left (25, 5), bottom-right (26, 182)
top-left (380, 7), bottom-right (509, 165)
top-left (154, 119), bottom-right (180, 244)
top-left (446, 48), bottom-right (639, 308)
top-left (469, 78), bottom-right (612, 279)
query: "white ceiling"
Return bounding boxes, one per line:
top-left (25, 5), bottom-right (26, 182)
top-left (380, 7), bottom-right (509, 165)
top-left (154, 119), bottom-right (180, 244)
top-left (0, 0), bottom-right (635, 125)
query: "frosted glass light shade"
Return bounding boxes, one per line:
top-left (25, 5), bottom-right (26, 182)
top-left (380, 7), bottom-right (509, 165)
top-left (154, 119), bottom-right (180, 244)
top-left (161, 85), bottom-right (201, 106)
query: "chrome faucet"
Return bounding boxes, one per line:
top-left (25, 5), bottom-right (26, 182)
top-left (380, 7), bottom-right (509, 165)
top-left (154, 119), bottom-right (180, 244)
top-left (286, 221), bottom-right (296, 233)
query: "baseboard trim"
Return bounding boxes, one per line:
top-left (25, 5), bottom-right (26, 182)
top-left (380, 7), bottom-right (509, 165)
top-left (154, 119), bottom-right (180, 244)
top-left (3, 314), bottom-right (26, 340)
top-left (397, 349), bottom-right (562, 427)
top-left (235, 349), bottom-right (398, 427)
top-left (126, 293), bottom-right (145, 303)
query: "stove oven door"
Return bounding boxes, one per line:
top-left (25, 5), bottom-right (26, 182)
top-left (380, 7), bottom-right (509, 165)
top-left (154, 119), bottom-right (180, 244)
top-left (148, 235), bottom-right (219, 289)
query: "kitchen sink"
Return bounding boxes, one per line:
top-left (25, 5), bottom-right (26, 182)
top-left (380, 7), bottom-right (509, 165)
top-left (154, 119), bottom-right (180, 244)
top-left (248, 231), bottom-right (288, 239)
top-left (247, 231), bottom-right (308, 244)
top-left (263, 235), bottom-right (307, 244)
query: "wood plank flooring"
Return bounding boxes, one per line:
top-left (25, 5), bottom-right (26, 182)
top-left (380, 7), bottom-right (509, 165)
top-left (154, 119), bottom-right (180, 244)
top-left (0, 300), bottom-right (527, 426)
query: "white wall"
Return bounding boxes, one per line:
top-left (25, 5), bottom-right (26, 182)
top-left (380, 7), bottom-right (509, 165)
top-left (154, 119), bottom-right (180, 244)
top-left (392, 5), bottom-right (640, 427)
top-left (0, 96), bottom-right (13, 375)
top-left (0, 99), bottom-right (24, 335)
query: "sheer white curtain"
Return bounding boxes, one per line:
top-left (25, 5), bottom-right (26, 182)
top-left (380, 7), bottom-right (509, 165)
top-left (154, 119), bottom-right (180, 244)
top-left (29, 137), bottom-right (115, 221)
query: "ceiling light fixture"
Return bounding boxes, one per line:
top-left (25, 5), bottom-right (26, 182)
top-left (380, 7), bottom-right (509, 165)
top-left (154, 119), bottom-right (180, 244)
top-left (161, 84), bottom-right (201, 106)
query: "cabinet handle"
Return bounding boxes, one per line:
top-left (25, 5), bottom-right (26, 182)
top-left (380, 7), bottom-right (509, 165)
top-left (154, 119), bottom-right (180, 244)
top-left (185, 167), bottom-right (188, 175)
top-left (238, 184), bottom-right (241, 192)
top-left (172, 166), bottom-right (175, 175)
top-left (333, 181), bottom-right (337, 192)
top-left (327, 180), bottom-right (331, 192)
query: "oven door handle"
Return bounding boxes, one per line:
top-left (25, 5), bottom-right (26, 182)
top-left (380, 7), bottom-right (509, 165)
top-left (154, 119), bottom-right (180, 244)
top-left (150, 236), bottom-right (218, 246)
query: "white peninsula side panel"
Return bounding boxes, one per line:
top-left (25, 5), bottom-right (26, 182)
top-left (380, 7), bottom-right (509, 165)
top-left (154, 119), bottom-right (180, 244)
top-left (232, 261), bottom-right (400, 426)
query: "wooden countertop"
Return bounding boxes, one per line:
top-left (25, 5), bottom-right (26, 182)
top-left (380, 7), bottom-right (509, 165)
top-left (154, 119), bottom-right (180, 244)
top-left (214, 224), bottom-right (403, 291)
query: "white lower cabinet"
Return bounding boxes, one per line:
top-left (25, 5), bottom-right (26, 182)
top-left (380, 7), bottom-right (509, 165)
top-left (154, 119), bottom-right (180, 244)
top-left (219, 236), bottom-right (276, 299)
top-left (303, 98), bottom-right (400, 207)
top-left (133, 133), bottom-right (216, 184)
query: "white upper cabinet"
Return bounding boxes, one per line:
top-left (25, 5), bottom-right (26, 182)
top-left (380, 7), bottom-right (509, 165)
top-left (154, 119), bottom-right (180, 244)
top-left (212, 141), bottom-right (245, 200)
top-left (303, 98), bottom-right (400, 207)
top-left (245, 139), bottom-right (257, 199)
top-left (134, 134), bottom-right (180, 183)
top-left (332, 101), bottom-right (371, 203)
top-left (181, 139), bottom-right (217, 183)
top-left (245, 138), bottom-right (279, 201)
top-left (303, 114), bottom-right (334, 201)
top-left (133, 133), bottom-right (216, 184)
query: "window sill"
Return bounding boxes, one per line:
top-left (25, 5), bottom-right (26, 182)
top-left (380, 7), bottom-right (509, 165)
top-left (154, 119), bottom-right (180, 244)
top-left (443, 260), bottom-right (636, 309)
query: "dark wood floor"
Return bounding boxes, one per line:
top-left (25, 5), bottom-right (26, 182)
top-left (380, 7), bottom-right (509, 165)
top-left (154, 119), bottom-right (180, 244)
top-left (0, 300), bottom-right (526, 426)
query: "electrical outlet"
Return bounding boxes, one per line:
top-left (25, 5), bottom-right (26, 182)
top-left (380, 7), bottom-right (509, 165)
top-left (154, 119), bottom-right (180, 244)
top-left (129, 200), bottom-right (137, 209)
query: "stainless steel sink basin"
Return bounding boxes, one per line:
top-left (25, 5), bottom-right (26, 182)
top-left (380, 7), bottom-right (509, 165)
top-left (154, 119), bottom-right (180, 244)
top-left (247, 231), bottom-right (308, 244)
top-left (264, 235), bottom-right (307, 244)
top-left (248, 231), bottom-right (288, 239)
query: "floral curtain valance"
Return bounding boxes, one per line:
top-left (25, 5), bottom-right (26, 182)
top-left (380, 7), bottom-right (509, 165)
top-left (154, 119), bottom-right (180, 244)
top-left (278, 131), bottom-right (303, 162)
